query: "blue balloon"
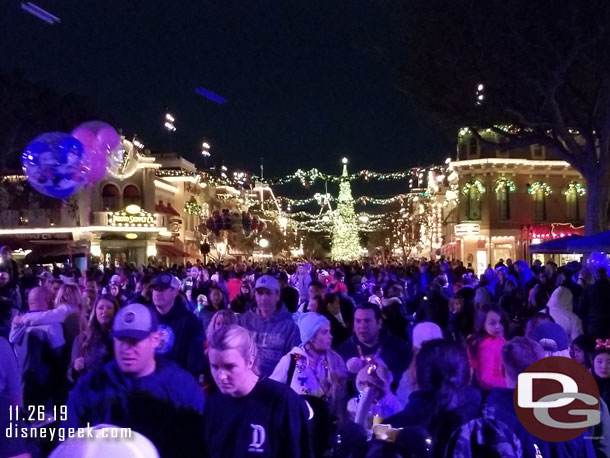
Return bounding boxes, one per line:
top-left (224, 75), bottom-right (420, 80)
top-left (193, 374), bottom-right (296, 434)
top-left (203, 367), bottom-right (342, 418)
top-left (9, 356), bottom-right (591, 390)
top-left (22, 132), bottom-right (90, 199)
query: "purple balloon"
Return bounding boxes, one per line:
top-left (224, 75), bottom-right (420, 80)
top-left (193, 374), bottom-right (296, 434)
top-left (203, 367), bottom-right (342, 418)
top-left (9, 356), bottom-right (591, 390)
top-left (71, 121), bottom-right (121, 184)
top-left (71, 126), bottom-right (96, 148)
top-left (87, 145), bottom-right (109, 183)
top-left (96, 126), bottom-right (121, 152)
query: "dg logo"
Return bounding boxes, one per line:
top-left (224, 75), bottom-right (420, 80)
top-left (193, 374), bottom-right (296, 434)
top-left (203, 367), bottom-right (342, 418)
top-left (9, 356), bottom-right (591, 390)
top-left (514, 356), bottom-right (600, 442)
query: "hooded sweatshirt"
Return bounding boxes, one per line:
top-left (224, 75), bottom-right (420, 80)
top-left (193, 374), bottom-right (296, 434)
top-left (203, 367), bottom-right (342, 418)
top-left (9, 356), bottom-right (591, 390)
top-left (152, 297), bottom-right (205, 377)
top-left (546, 286), bottom-right (583, 342)
top-left (238, 304), bottom-right (301, 377)
top-left (66, 359), bottom-right (204, 458)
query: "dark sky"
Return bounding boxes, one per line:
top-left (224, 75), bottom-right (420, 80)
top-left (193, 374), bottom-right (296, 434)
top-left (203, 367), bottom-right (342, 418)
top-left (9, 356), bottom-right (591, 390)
top-left (1, 1), bottom-right (453, 179)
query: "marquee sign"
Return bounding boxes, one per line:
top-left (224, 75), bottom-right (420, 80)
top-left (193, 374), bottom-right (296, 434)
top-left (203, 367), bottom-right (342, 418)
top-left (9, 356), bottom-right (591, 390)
top-left (107, 209), bottom-right (157, 227)
top-left (454, 223), bottom-right (481, 236)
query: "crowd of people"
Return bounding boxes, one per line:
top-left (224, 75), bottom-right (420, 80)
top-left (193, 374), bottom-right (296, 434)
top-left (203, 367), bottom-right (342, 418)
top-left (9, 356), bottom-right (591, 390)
top-left (1, 247), bottom-right (610, 457)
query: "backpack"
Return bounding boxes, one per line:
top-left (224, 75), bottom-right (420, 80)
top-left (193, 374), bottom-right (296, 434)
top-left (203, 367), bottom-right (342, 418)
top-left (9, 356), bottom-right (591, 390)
top-left (444, 416), bottom-right (523, 458)
top-left (287, 352), bottom-right (337, 457)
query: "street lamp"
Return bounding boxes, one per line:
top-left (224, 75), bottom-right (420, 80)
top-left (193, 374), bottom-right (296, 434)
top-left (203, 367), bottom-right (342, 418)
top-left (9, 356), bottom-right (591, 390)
top-left (201, 141), bottom-right (211, 168)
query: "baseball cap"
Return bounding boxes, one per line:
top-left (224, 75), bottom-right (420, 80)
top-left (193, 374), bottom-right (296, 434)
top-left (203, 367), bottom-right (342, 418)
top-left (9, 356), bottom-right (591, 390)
top-left (109, 274), bottom-right (121, 285)
top-left (38, 271), bottom-right (54, 281)
top-left (112, 303), bottom-right (158, 340)
top-left (532, 322), bottom-right (569, 352)
top-left (254, 275), bottom-right (280, 292)
top-left (150, 273), bottom-right (181, 290)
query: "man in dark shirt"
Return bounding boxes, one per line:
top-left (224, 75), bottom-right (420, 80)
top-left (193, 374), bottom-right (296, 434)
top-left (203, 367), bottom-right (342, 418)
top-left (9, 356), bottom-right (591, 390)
top-left (337, 303), bottom-right (412, 392)
top-left (278, 271), bottom-right (299, 313)
top-left (150, 273), bottom-right (204, 377)
top-left (66, 303), bottom-right (204, 458)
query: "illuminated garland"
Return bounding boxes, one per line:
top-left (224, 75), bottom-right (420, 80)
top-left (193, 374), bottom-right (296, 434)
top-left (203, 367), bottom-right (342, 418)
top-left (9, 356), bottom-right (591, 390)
top-left (254, 165), bottom-right (448, 186)
top-left (462, 179), bottom-right (486, 195)
top-left (564, 182), bottom-right (586, 197)
top-left (278, 192), bottom-right (429, 208)
top-left (184, 200), bottom-right (204, 215)
top-left (527, 181), bottom-right (552, 196)
top-left (494, 178), bottom-right (516, 193)
top-left (444, 185), bottom-right (460, 207)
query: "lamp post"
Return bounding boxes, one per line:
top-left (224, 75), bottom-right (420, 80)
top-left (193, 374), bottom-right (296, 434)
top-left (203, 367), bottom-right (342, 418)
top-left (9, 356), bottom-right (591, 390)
top-left (164, 112), bottom-right (176, 151)
top-left (201, 141), bottom-right (211, 168)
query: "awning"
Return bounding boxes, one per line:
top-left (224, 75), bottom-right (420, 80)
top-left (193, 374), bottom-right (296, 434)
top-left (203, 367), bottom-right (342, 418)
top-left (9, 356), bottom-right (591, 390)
top-left (566, 230), bottom-right (610, 252)
top-left (156, 243), bottom-right (189, 258)
top-left (529, 235), bottom-right (582, 254)
top-left (24, 245), bottom-right (88, 263)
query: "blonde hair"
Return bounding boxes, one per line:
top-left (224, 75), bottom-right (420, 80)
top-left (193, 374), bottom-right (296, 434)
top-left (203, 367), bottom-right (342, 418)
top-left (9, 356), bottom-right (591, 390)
top-left (206, 310), bottom-right (238, 340)
top-left (55, 284), bottom-right (83, 310)
top-left (208, 325), bottom-right (258, 374)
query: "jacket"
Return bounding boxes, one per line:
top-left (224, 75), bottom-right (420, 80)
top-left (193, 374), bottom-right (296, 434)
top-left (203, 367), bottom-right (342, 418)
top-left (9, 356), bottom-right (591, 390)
top-left (270, 345), bottom-right (348, 421)
top-left (238, 304), bottom-right (301, 377)
top-left (469, 335), bottom-right (506, 391)
top-left (545, 286), bottom-right (583, 342)
top-left (152, 297), bottom-right (205, 377)
top-left (384, 388), bottom-right (482, 458)
top-left (66, 359), bottom-right (204, 458)
top-left (337, 331), bottom-right (412, 393)
top-left (67, 332), bottom-right (113, 383)
top-left (486, 387), bottom-right (596, 458)
top-left (579, 278), bottom-right (610, 338)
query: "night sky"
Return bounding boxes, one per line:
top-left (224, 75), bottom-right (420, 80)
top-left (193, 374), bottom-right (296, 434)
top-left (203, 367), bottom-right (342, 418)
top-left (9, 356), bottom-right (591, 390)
top-left (1, 1), bottom-right (453, 181)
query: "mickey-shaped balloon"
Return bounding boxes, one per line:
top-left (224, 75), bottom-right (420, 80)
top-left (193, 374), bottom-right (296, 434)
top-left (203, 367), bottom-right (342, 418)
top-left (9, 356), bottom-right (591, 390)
top-left (22, 132), bottom-right (90, 199)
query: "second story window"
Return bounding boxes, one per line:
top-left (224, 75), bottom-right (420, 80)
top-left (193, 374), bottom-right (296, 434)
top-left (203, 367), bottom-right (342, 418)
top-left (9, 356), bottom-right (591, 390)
top-left (528, 181), bottom-right (552, 221)
top-left (565, 182), bottom-right (585, 221)
top-left (102, 184), bottom-right (120, 212)
top-left (467, 137), bottom-right (480, 159)
top-left (531, 144), bottom-right (546, 159)
top-left (494, 178), bottom-right (515, 220)
top-left (123, 185), bottom-right (141, 208)
top-left (462, 179), bottom-right (485, 220)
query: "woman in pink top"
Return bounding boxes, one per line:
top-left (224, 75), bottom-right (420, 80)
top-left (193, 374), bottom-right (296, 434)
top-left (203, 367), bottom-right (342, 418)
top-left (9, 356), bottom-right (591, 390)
top-left (467, 304), bottom-right (508, 391)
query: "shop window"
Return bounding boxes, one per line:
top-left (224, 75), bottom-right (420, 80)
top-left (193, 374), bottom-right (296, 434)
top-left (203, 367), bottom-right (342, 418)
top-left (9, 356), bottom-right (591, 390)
top-left (566, 188), bottom-right (580, 221)
top-left (123, 185), bottom-right (141, 208)
top-left (467, 186), bottom-right (482, 220)
top-left (533, 189), bottom-right (546, 220)
top-left (496, 184), bottom-right (510, 220)
top-left (102, 184), bottom-right (120, 212)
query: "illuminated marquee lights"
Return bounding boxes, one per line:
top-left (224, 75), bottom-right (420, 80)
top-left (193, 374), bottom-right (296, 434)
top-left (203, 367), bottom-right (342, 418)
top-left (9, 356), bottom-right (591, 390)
top-left (107, 209), bottom-right (157, 227)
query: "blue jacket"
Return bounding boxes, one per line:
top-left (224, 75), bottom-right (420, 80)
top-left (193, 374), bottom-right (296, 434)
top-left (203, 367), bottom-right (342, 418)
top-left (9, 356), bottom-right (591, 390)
top-left (66, 359), bottom-right (204, 458)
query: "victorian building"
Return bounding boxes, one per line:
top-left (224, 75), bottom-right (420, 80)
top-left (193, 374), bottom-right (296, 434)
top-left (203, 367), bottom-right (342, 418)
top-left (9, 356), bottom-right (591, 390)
top-left (441, 129), bottom-right (585, 272)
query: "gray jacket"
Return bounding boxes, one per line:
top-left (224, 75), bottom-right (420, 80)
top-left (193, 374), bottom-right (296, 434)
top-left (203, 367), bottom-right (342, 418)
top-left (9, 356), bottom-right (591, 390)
top-left (238, 304), bottom-right (301, 377)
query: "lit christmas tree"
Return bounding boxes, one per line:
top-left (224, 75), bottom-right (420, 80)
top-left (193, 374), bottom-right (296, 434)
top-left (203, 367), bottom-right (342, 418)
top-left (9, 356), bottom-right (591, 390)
top-left (331, 158), bottom-right (361, 261)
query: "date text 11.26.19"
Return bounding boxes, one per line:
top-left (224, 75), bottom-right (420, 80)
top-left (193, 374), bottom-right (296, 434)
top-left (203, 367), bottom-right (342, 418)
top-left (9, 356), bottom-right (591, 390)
top-left (9, 405), bottom-right (67, 423)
